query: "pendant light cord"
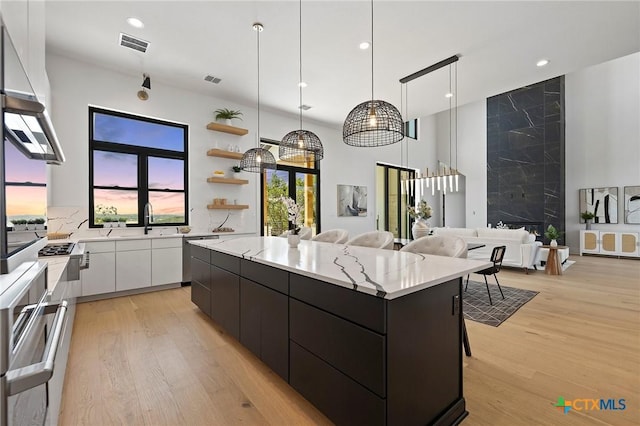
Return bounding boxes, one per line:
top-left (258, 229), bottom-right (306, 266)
top-left (257, 25), bottom-right (261, 148)
top-left (370, 0), bottom-right (374, 101)
top-left (299, 0), bottom-right (303, 130)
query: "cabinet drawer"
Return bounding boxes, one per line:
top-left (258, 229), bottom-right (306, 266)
top-left (152, 237), bottom-right (182, 249)
top-left (290, 342), bottom-right (385, 426)
top-left (82, 241), bottom-right (115, 253)
top-left (290, 299), bottom-right (385, 397)
top-left (116, 239), bottom-right (151, 251)
top-left (191, 281), bottom-right (211, 316)
top-left (290, 273), bottom-right (386, 333)
top-left (191, 257), bottom-right (210, 289)
top-left (191, 244), bottom-right (210, 262)
top-left (211, 251), bottom-right (240, 274)
top-left (241, 259), bottom-right (288, 294)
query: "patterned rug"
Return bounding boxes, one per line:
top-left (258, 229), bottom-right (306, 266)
top-left (463, 280), bottom-right (539, 327)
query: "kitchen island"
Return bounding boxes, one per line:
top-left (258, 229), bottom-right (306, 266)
top-left (190, 236), bottom-right (491, 425)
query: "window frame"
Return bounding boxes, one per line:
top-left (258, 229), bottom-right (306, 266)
top-left (88, 106), bottom-right (189, 228)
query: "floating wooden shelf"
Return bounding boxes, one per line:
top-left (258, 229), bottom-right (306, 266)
top-left (207, 176), bottom-right (249, 185)
top-left (207, 149), bottom-right (244, 160)
top-left (207, 204), bottom-right (249, 210)
top-left (206, 122), bottom-right (249, 136)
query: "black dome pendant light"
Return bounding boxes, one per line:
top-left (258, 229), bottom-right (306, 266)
top-left (279, 0), bottom-right (324, 163)
top-left (343, 0), bottom-right (404, 147)
top-left (240, 23), bottom-right (277, 173)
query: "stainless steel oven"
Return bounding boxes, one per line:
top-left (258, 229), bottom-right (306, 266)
top-left (0, 260), bottom-right (68, 426)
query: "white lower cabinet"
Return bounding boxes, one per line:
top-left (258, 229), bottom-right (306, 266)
top-left (151, 237), bottom-right (182, 286)
top-left (115, 239), bottom-right (151, 291)
top-left (81, 241), bottom-right (116, 296)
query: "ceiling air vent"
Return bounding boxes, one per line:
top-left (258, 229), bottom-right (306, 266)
top-left (299, 104), bottom-right (311, 110)
top-left (119, 33), bottom-right (150, 53)
top-left (204, 75), bottom-right (222, 84)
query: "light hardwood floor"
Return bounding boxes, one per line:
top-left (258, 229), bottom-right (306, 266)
top-left (60, 255), bottom-right (640, 425)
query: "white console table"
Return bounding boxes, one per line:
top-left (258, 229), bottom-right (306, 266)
top-left (580, 230), bottom-right (640, 257)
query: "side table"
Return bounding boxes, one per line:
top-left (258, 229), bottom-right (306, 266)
top-left (541, 245), bottom-right (568, 275)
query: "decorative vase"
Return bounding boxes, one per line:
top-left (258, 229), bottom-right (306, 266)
top-left (412, 219), bottom-right (430, 240)
top-left (585, 221), bottom-right (591, 230)
top-left (550, 239), bottom-right (558, 247)
top-left (287, 233), bottom-right (300, 248)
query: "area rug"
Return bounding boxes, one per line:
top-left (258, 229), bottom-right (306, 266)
top-left (463, 280), bottom-right (538, 327)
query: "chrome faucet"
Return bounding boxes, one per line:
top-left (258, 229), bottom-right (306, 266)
top-left (144, 202), bottom-right (154, 234)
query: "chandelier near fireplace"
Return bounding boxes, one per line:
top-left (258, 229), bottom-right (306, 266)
top-left (400, 55), bottom-right (461, 196)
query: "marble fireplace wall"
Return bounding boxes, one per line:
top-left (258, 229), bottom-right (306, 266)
top-left (486, 76), bottom-right (565, 242)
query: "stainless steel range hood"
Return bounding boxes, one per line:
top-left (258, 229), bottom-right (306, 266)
top-left (1, 18), bottom-right (65, 165)
top-left (2, 90), bottom-right (65, 164)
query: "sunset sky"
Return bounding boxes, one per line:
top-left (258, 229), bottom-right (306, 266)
top-left (4, 140), bottom-right (47, 217)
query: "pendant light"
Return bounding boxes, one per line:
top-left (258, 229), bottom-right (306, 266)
top-left (241, 23), bottom-right (277, 173)
top-left (343, 0), bottom-right (404, 147)
top-left (279, 0), bottom-right (324, 162)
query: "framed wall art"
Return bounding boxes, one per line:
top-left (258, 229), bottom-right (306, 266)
top-left (337, 184), bottom-right (367, 217)
top-left (624, 185), bottom-right (640, 224)
top-left (579, 187), bottom-right (618, 224)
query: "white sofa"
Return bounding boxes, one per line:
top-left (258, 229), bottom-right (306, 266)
top-left (431, 227), bottom-right (541, 271)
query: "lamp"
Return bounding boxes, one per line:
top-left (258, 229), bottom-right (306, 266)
top-left (342, 0), bottom-right (404, 147)
top-left (279, 0), bottom-right (324, 162)
top-left (137, 73), bottom-right (150, 101)
top-left (240, 23), bottom-right (276, 173)
top-left (399, 55), bottom-right (461, 195)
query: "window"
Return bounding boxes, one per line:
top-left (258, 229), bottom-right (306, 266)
top-left (89, 107), bottom-right (188, 227)
top-left (260, 140), bottom-right (320, 236)
top-left (4, 139), bottom-right (47, 229)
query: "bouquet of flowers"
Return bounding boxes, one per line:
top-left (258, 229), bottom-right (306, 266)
top-left (281, 197), bottom-right (303, 235)
top-left (408, 200), bottom-right (432, 220)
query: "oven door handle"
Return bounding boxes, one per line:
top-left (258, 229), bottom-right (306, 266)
top-left (5, 300), bottom-right (68, 396)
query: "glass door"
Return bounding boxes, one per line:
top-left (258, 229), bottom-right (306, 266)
top-left (261, 140), bottom-right (320, 237)
top-left (376, 163), bottom-right (415, 239)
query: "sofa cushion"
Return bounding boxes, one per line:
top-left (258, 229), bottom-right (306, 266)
top-left (432, 227), bottom-right (478, 238)
top-left (476, 228), bottom-right (529, 243)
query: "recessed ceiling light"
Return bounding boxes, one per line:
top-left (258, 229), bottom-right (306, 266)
top-left (445, 92), bottom-right (454, 98)
top-left (359, 42), bottom-right (370, 50)
top-left (298, 81), bottom-right (307, 88)
top-left (536, 59), bottom-right (549, 67)
top-left (127, 17), bottom-right (144, 29)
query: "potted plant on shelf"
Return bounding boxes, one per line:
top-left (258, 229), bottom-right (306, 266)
top-left (34, 218), bottom-right (46, 230)
top-left (408, 200), bottom-right (433, 240)
top-left (231, 164), bottom-right (242, 178)
top-left (118, 217), bottom-right (128, 228)
top-left (102, 217), bottom-right (114, 228)
top-left (580, 210), bottom-right (595, 230)
top-left (214, 108), bottom-right (243, 126)
top-left (544, 224), bottom-right (563, 247)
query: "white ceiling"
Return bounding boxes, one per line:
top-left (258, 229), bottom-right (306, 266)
top-left (45, 1), bottom-right (640, 127)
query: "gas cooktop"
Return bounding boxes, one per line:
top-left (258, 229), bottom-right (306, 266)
top-left (38, 242), bottom-right (75, 257)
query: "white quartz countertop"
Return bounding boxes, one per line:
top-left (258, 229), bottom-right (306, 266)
top-left (190, 236), bottom-right (492, 300)
top-left (41, 231), bottom-right (255, 244)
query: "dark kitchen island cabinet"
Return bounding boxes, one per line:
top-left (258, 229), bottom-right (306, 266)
top-left (190, 237), bottom-right (491, 426)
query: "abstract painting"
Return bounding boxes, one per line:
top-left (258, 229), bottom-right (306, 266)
top-left (624, 186), bottom-right (640, 224)
top-left (337, 185), bottom-right (367, 217)
top-left (579, 187), bottom-right (618, 224)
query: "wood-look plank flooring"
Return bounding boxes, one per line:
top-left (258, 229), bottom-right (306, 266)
top-left (60, 255), bottom-right (640, 425)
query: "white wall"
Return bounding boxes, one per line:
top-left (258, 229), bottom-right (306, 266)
top-left (565, 52), bottom-right (640, 251)
top-left (46, 53), bottom-right (340, 234)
